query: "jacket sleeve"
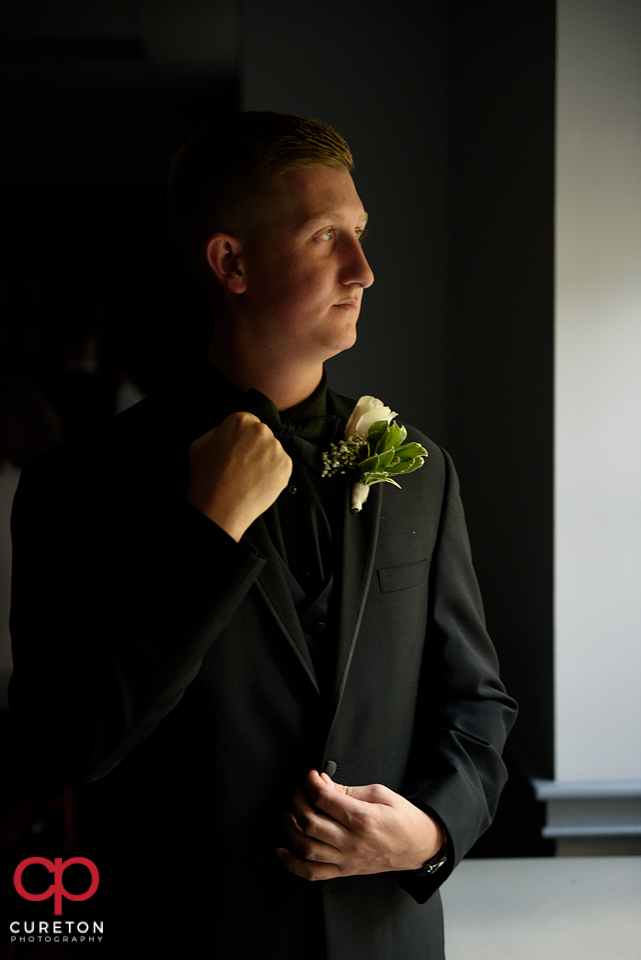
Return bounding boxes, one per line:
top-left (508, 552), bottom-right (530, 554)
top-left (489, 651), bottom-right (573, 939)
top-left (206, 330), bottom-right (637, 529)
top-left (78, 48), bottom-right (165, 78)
top-left (398, 447), bottom-right (518, 902)
top-left (9, 449), bottom-right (265, 786)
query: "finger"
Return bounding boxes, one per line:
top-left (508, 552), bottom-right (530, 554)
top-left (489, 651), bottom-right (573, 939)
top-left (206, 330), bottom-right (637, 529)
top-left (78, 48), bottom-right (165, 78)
top-left (311, 769), bottom-right (394, 805)
top-left (304, 772), bottom-right (391, 828)
top-left (275, 847), bottom-right (342, 882)
top-left (335, 782), bottom-right (393, 804)
top-left (302, 772), bottom-right (361, 828)
top-left (281, 812), bottom-right (344, 870)
top-left (188, 426), bottom-right (217, 458)
top-left (281, 810), bottom-right (344, 861)
top-left (222, 410), bottom-right (262, 431)
top-left (290, 784), bottom-right (337, 826)
top-left (289, 785), bottom-right (317, 820)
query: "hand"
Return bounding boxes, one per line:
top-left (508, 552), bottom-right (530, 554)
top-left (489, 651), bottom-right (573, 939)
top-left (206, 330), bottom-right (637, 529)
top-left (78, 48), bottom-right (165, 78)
top-left (187, 411), bottom-right (292, 541)
top-left (277, 769), bottom-right (444, 882)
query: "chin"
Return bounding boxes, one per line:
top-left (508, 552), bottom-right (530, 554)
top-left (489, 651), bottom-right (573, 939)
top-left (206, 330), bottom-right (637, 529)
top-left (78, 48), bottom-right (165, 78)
top-left (322, 331), bottom-right (358, 360)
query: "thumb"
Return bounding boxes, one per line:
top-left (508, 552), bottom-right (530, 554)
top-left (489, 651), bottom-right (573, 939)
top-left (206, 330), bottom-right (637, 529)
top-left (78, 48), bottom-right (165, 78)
top-left (333, 782), bottom-right (392, 804)
top-left (317, 771), bottom-right (387, 804)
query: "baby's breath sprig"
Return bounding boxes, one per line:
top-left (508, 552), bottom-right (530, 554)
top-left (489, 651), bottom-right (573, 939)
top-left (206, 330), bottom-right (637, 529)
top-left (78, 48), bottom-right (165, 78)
top-left (321, 435), bottom-right (369, 477)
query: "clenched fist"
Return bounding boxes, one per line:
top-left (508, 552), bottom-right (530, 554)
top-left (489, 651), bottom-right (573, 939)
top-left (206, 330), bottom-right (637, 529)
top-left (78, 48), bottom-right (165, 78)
top-left (187, 411), bottom-right (292, 541)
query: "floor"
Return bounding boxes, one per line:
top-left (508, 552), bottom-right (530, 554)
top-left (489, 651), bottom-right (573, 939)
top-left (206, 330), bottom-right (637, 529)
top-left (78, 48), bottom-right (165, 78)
top-left (441, 856), bottom-right (641, 960)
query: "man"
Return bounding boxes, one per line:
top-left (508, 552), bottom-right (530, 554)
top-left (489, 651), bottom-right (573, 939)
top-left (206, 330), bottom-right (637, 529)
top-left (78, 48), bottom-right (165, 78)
top-left (9, 112), bottom-right (516, 957)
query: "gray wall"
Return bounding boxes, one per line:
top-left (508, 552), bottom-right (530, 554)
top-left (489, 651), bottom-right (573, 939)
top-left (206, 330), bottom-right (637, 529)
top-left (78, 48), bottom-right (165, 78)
top-left (555, 0), bottom-right (641, 782)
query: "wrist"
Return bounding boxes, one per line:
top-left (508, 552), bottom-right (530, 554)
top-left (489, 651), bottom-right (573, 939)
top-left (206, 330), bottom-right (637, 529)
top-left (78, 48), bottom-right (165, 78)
top-left (186, 489), bottom-right (246, 542)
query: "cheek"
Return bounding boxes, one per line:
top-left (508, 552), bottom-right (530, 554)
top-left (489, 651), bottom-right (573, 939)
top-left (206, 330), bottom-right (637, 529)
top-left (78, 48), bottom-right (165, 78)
top-left (280, 269), bottom-right (327, 313)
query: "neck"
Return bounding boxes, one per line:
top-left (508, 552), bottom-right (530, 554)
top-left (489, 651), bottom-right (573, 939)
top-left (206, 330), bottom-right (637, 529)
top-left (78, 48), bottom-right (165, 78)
top-left (207, 328), bottom-right (324, 411)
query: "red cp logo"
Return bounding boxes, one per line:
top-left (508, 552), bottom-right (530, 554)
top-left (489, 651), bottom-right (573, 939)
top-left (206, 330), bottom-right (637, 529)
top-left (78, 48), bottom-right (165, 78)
top-left (14, 857), bottom-right (100, 915)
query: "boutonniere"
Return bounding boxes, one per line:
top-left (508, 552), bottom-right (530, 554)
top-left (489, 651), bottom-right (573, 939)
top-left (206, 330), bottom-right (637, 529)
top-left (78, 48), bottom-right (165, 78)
top-left (321, 396), bottom-right (428, 513)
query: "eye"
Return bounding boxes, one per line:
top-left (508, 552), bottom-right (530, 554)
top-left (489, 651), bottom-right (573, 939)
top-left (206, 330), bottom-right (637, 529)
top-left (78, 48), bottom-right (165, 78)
top-left (356, 227), bottom-right (369, 243)
top-left (318, 227), bottom-right (334, 240)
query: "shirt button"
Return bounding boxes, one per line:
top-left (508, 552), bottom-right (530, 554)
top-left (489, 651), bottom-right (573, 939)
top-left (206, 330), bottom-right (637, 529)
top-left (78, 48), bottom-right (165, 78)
top-left (288, 485), bottom-right (297, 495)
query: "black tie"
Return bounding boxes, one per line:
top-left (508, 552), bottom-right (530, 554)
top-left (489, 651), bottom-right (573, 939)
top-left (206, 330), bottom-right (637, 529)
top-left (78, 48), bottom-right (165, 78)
top-left (244, 389), bottom-right (343, 473)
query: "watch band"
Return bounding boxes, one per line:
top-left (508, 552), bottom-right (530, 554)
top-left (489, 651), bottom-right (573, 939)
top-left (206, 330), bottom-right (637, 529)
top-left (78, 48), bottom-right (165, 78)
top-left (413, 832), bottom-right (448, 878)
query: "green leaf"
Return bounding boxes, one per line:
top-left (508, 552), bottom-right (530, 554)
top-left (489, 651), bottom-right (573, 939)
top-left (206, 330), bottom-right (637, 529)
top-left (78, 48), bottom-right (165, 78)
top-left (395, 442), bottom-right (427, 461)
top-left (367, 421), bottom-right (390, 449)
top-left (374, 425), bottom-right (391, 454)
top-left (358, 453), bottom-right (382, 474)
top-left (385, 461), bottom-right (409, 476)
top-left (383, 422), bottom-right (401, 451)
top-left (362, 471), bottom-right (402, 488)
top-left (402, 457), bottom-right (426, 474)
top-left (386, 456), bottom-right (425, 476)
top-left (377, 448), bottom-right (396, 469)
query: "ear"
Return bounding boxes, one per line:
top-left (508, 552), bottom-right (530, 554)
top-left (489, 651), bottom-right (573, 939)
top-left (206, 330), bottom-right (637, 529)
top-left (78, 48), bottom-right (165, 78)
top-left (205, 233), bottom-right (246, 294)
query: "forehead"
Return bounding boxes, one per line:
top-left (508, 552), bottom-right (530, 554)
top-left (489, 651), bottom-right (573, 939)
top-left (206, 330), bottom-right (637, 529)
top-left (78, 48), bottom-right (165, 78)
top-left (273, 166), bottom-right (368, 226)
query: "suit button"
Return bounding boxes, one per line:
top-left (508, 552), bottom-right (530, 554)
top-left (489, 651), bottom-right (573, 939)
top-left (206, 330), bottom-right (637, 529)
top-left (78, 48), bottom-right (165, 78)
top-left (323, 760), bottom-right (337, 778)
top-left (314, 621), bottom-right (328, 638)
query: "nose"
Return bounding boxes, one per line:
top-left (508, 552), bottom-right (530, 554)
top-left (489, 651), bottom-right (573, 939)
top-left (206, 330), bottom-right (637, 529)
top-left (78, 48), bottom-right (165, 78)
top-left (341, 235), bottom-right (374, 288)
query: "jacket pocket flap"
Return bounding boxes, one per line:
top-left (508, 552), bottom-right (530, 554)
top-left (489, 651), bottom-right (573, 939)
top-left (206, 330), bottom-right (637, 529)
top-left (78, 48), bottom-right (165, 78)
top-left (377, 559), bottom-right (429, 593)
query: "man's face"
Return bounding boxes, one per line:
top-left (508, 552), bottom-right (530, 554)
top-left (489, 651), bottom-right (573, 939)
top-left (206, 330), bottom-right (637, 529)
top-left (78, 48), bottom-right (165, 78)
top-left (239, 165), bottom-right (374, 363)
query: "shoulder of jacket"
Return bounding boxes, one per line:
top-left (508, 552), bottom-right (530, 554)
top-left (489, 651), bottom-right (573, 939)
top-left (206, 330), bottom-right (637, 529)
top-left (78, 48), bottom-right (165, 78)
top-left (20, 395), bottom-right (171, 486)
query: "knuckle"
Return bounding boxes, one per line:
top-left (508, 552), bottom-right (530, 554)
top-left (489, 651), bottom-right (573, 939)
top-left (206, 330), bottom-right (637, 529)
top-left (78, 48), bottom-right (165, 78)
top-left (247, 419), bottom-right (268, 439)
top-left (300, 841), bottom-right (317, 861)
top-left (298, 813), bottom-right (316, 836)
top-left (354, 811), bottom-right (374, 835)
top-left (313, 787), bottom-right (330, 808)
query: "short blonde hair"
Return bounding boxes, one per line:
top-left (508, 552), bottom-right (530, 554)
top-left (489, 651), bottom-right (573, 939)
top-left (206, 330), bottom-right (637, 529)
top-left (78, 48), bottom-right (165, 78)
top-left (167, 111), bottom-right (354, 285)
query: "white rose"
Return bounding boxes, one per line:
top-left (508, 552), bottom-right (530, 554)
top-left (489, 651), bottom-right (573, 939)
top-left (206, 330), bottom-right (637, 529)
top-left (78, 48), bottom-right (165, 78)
top-left (345, 396), bottom-right (397, 439)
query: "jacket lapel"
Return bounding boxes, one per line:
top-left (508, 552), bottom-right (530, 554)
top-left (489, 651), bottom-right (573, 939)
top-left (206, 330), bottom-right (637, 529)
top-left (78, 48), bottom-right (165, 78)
top-left (325, 389), bottom-right (383, 720)
top-left (329, 478), bottom-right (382, 718)
top-left (244, 514), bottom-right (320, 694)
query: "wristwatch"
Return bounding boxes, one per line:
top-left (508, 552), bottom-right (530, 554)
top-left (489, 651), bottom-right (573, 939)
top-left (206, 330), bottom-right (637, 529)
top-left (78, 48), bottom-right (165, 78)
top-left (413, 832), bottom-right (448, 878)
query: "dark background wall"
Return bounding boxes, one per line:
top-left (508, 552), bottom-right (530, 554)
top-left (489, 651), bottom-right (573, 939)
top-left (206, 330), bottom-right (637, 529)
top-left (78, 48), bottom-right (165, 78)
top-left (447, 2), bottom-right (555, 781)
top-left (242, 0), bottom-right (452, 444)
top-left (242, 0), bottom-right (556, 796)
top-left (1, 0), bottom-right (556, 851)
top-left (0, 0), bottom-right (239, 394)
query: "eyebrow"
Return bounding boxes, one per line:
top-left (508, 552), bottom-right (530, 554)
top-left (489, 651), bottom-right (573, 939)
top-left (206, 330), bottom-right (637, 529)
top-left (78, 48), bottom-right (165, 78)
top-left (303, 211), bottom-right (369, 226)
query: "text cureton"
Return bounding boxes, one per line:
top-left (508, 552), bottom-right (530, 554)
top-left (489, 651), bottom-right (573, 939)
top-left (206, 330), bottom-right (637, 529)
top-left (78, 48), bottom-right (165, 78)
top-left (10, 921), bottom-right (103, 934)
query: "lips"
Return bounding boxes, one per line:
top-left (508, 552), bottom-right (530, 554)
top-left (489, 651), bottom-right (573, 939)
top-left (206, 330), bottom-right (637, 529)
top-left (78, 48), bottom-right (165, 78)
top-left (334, 298), bottom-right (360, 307)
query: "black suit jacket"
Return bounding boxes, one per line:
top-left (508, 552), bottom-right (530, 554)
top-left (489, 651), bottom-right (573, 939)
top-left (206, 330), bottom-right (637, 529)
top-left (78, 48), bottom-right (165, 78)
top-left (9, 370), bottom-right (517, 958)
